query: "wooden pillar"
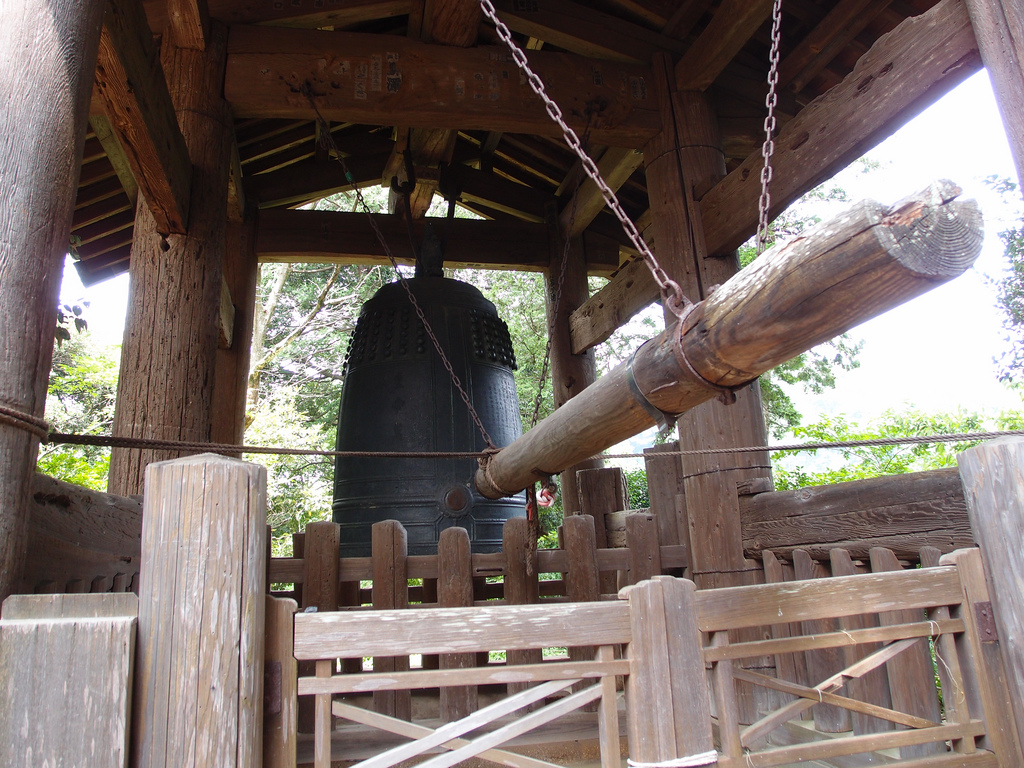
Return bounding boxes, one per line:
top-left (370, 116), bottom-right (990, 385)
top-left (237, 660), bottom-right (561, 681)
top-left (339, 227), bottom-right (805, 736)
top-left (212, 207), bottom-right (260, 446)
top-left (624, 576), bottom-right (714, 765)
top-left (547, 214), bottom-right (601, 514)
top-left (438, 527), bottom-right (478, 721)
top-left (0, 0), bottom-right (105, 600)
top-left (108, 23), bottom-right (233, 495)
top-left (964, 0), bottom-right (1024, 190)
top-left (957, 437), bottom-right (1024, 744)
top-left (132, 454), bottom-right (267, 768)
top-left (644, 54), bottom-right (772, 588)
top-left (371, 520), bottom-right (411, 720)
top-left (298, 521), bottom-right (340, 733)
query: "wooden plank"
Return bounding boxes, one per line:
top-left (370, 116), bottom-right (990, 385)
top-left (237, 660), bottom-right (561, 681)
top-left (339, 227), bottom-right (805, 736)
top-left (95, 0), bottom-right (192, 235)
top-left (674, 0), bottom-right (772, 90)
top-left (964, 0), bottom-right (1024, 194)
top-left (301, 658), bottom-right (628, 694)
top-left (372, 520), bottom-right (411, 720)
top-left (562, 514), bottom-right (603, 710)
top-left (330, 699), bottom-right (571, 768)
top-left (89, 113), bottom-right (139, 204)
top-left (314, 659), bottom-right (332, 768)
top-left (263, 596), bottom-right (298, 768)
top-left (131, 454), bottom-right (267, 768)
top-left (792, 550), bottom-right (850, 733)
top-left (741, 468), bottom-right (972, 559)
top-left (625, 513), bottom-right (661, 585)
top-left (295, 600), bottom-right (631, 659)
top-left (569, 0), bottom-right (982, 351)
top-left (941, 548), bottom-right (1024, 765)
top-left (595, 644), bottom-right (621, 768)
top-left (829, 547), bottom-right (895, 736)
top-left (695, 566), bottom-right (964, 633)
top-left (477, 182), bottom-right (982, 499)
top-left (761, 552), bottom-right (811, 710)
top-left (957, 439), bottom-right (1024, 753)
top-left (0, 601), bottom-right (136, 767)
top-left (642, 443), bottom-right (684, 549)
top-left (438, 527), bottom-right (478, 721)
top-left (252, 152), bottom-right (390, 209)
top-left (503, 517), bottom-right (544, 703)
top-left (225, 26), bottom-right (660, 147)
top-left (868, 547), bottom-right (943, 758)
top-left (299, 521), bottom-right (340, 733)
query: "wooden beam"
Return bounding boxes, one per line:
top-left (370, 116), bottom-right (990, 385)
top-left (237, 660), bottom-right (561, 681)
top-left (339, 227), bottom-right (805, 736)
top-left (166, 0), bottom-right (210, 50)
top-left (674, 0), bottom-right (772, 90)
top-left (225, 26), bottom-right (661, 147)
top-left (963, 0), bottom-right (1024, 198)
top-left (88, 113), bottom-right (139, 205)
top-left (256, 208), bottom-right (619, 273)
top-left (740, 468), bottom-right (973, 560)
top-left (569, 0), bottom-right (982, 353)
top-left (145, 0), bottom-right (411, 31)
top-left (475, 183), bottom-right (981, 498)
top-left (560, 147), bottom-right (644, 238)
top-left (446, 163), bottom-right (553, 222)
top-left (251, 152), bottom-right (392, 208)
top-left (0, 0), bottom-right (106, 601)
top-left (95, 0), bottom-right (192, 235)
top-left (492, 0), bottom-right (686, 64)
top-left (778, 0), bottom-right (897, 94)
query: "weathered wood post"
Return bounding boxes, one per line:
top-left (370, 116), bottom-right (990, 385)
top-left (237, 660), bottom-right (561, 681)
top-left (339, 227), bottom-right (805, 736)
top-left (547, 217), bottom-right (602, 514)
top-left (957, 437), bottom-right (1024, 745)
top-left (108, 22), bottom-right (234, 495)
top-left (132, 453), bottom-right (267, 768)
top-left (298, 521), bottom-right (340, 734)
top-left (438, 526), bottom-right (478, 720)
top-left (0, 0), bottom-right (106, 600)
top-left (624, 576), bottom-right (715, 766)
top-left (372, 520), bottom-right (411, 719)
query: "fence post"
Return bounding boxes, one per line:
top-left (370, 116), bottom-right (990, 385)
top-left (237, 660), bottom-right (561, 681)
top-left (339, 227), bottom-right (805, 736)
top-left (132, 454), bottom-right (267, 768)
top-left (577, 467), bottom-right (627, 592)
top-left (504, 517), bottom-right (543, 705)
top-left (372, 520), bottom-right (410, 719)
top-left (625, 576), bottom-right (714, 765)
top-left (264, 595), bottom-right (298, 768)
top-left (625, 512), bottom-right (662, 585)
top-left (298, 521), bottom-right (339, 733)
top-left (438, 526), bottom-right (478, 720)
top-left (958, 437), bottom-right (1024, 747)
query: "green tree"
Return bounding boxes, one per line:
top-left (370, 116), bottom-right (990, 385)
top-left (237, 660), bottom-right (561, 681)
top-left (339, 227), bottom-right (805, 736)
top-left (985, 176), bottom-right (1024, 384)
top-left (36, 334), bottom-right (119, 490)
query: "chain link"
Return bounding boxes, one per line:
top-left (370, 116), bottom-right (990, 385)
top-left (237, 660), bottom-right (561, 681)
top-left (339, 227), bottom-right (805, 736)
top-left (756, 0), bottom-right (784, 255)
top-left (303, 89), bottom-right (496, 448)
top-left (477, 0), bottom-right (691, 318)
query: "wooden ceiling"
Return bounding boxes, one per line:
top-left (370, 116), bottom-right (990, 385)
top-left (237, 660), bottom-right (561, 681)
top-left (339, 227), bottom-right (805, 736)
top-left (74, 0), bottom-right (973, 287)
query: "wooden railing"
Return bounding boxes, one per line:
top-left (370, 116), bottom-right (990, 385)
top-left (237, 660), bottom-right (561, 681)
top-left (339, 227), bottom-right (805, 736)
top-left (265, 547), bottom-right (1024, 768)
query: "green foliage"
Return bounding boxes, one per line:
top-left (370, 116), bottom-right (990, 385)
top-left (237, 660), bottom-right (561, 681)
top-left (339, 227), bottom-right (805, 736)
top-left (772, 408), bottom-right (989, 490)
top-left (37, 334), bottom-right (119, 491)
top-left (984, 176), bottom-right (1024, 384)
top-left (246, 386), bottom-right (335, 556)
top-left (623, 467), bottom-right (650, 509)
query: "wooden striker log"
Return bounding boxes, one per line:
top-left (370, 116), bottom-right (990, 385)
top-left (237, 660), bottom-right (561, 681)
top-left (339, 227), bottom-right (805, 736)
top-left (476, 181), bottom-right (982, 498)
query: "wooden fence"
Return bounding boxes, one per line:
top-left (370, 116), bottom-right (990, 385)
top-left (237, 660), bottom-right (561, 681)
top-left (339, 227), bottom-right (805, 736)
top-left (265, 547), bottom-right (1023, 768)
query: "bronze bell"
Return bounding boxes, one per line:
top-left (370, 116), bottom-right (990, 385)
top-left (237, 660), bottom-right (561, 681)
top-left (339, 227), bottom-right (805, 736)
top-left (332, 271), bottom-right (526, 556)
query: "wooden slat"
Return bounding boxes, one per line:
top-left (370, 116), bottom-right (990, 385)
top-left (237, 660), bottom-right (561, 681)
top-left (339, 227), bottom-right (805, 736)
top-left (225, 26), bottom-right (660, 147)
top-left (372, 520), bottom-right (410, 720)
top-left (869, 547), bottom-right (943, 758)
top-left (695, 566), bottom-right (964, 632)
top-left (761, 552), bottom-right (811, 713)
top-left (300, 658), bottom-right (629, 695)
top-left (674, 0), bottom-right (772, 90)
top-left (299, 521), bottom-right (340, 733)
top-left (792, 550), bottom-right (849, 732)
top-left (438, 527), bottom-right (478, 721)
top-left (503, 517), bottom-right (544, 702)
top-left (263, 596), bottom-right (297, 768)
top-left (294, 600), bottom-right (631, 659)
top-left (95, 0), bottom-right (192, 234)
top-left (569, 0), bottom-right (981, 352)
top-left (331, 699), bottom-right (567, 768)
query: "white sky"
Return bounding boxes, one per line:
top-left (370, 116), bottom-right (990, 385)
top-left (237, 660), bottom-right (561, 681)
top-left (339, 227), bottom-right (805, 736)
top-left (61, 70), bottom-right (1023, 449)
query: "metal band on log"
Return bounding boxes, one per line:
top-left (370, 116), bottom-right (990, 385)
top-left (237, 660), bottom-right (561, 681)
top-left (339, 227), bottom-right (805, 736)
top-left (475, 181), bottom-right (982, 499)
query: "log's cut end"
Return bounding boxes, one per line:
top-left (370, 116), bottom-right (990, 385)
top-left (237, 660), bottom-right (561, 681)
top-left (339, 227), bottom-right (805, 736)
top-left (877, 179), bottom-right (983, 278)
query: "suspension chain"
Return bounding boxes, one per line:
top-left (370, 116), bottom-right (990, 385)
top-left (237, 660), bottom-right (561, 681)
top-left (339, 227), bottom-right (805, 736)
top-left (304, 91), bottom-right (496, 448)
top-left (756, 0), bottom-right (784, 255)
top-left (477, 0), bottom-right (691, 319)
